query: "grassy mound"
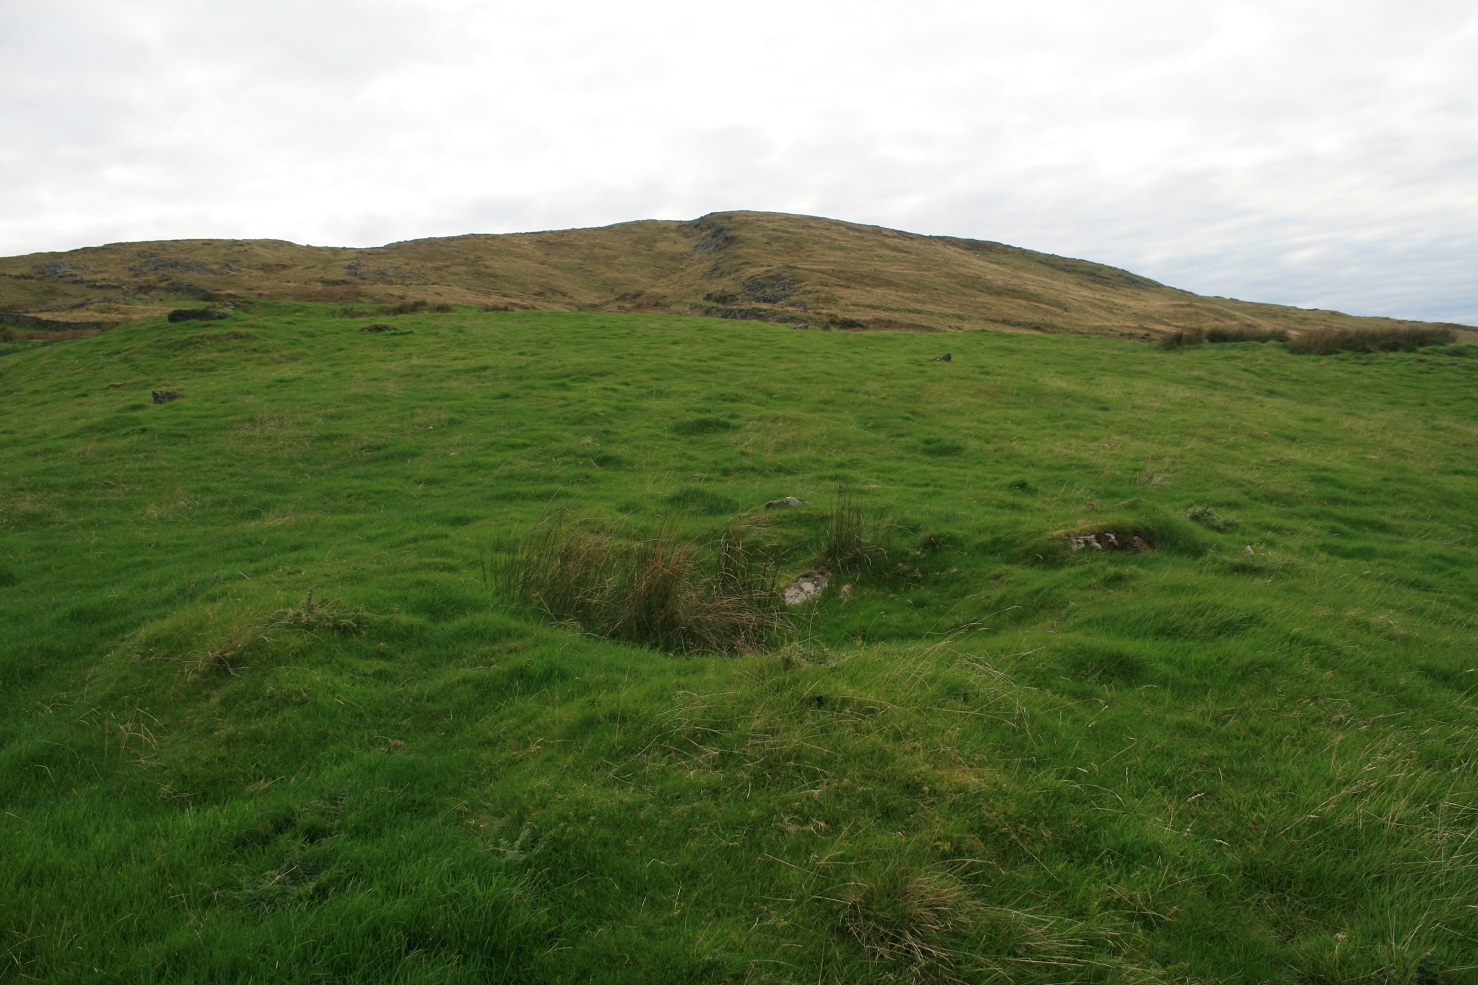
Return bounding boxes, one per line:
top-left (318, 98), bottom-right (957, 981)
top-left (2, 305), bottom-right (1474, 982)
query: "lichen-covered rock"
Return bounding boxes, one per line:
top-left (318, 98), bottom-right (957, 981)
top-left (782, 570), bottom-right (830, 605)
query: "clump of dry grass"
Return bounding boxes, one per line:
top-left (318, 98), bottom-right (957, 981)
top-left (838, 864), bottom-right (980, 973)
top-left (834, 863), bottom-right (1092, 982)
top-left (496, 513), bottom-right (789, 654)
top-left (270, 591), bottom-right (365, 635)
top-left (1159, 325), bottom-right (1288, 348)
top-left (0, 325), bottom-right (107, 342)
top-left (382, 299), bottom-right (456, 315)
top-left (1207, 325), bottom-right (1288, 343)
top-left (1289, 325), bottom-right (1453, 354)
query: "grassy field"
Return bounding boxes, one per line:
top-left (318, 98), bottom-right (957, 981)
top-left (2, 305), bottom-right (1475, 983)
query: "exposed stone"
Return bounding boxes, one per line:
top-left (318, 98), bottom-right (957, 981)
top-left (764, 496), bottom-right (804, 510)
top-left (1068, 530), bottom-right (1152, 552)
top-left (152, 390), bottom-right (181, 404)
top-left (740, 272), bottom-right (801, 305)
top-left (708, 305), bottom-right (776, 321)
top-left (361, 323), bottom-right (396, 332)
top-left (783, 569), bottom-right (830, 605)
top-left (685, 218), bottom-right (734, 255)
top-left (33, 261), bottom-right (80, 279)
top-left (0, 311), bottom-right (110, 332)
top-left (130, 254), bottom-right (237, 276)
top-left (932, 353), bottom-right (952, 362)
top-left (167, 308), bottom-right (228, 323)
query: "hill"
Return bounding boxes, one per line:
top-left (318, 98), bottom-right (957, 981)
top-left (2, 211), bottom-right (1470, 339)
top-left (2, 301), bottom-right (1475, 982)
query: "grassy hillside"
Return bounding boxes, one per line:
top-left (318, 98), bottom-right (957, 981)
top-left (3, 212), bottom-right (1472, 340)
top-left (3, 304), bottom-right (1476, 983)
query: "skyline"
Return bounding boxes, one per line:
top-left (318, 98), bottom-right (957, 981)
top-left (3, 0), bottom-right (1476, 325)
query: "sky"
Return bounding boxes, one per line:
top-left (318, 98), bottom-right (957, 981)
top-left (3, 0), bottom-right (1476, 325)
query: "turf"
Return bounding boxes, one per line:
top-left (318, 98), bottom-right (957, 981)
top-left (2, 305), bottom-right (1475, 983)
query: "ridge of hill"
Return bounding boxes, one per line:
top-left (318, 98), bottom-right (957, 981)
top-left (1, 211), bottom-right (1467, 338)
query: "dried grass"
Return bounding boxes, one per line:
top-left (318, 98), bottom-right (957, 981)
top-left (1289, 325), bottom-right (1453, 354)
top-left (497, 513), bottom-right (789, 654)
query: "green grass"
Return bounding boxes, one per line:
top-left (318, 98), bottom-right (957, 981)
top-left (2, 305), bottom-right (1475, 982)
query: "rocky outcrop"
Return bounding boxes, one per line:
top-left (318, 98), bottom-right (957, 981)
top-left (167, 309), bottom-right (229, 323)
top-left (0, 311), bottom-right (112, 332)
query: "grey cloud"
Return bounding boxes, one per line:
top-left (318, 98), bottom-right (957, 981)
top-left (2, 1), bottom-right (1474, 325)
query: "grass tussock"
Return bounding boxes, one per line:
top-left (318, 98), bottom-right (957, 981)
top-left (835, 863), bottom-right (1090, 983)
top-left (837, 864), bottom-right (980, 977)
top-left (381, 299), bottom-right (456, 316)
top-left (1289, 325), bottom-right (1454, 354)
top-left (0, 325), bottom-right (108, 342)
top-left (670, 415), bottom-right (736, 436)
top-left (823, 490), bottom-right (892, 575)
top-left (1159, 325), bottom-right (1289, 347)
top-left (496, 513), bottom-right (788, 653)
top-left (1206, 325), bottom-right (1288, 343)
top-left (270, 591), bottom-right (365, 635)
top-left (1186, 504), bottom-right (1239, 531)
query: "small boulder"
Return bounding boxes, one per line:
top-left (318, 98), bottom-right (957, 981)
top-left (1067, 529), bottom-right (1153, 552)
top-left (361, 323), bottom-right (396, 332)
top-left (764, 496), bottom-right (804, 510)
top-left (932, 353), bottom-right (952, 362)
top-left (152, 389), bottom-right (181, 404)
top-left (782, 569), bottom-right (830, 605)
top-left (167, 309), bottom-right (228, 323)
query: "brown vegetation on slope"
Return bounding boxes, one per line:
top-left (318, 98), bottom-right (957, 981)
top-left (1, 211), bottom-right (1468, 340)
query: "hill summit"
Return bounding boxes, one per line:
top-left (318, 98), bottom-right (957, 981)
top-left (0, 211), bottom-right (1463, 338)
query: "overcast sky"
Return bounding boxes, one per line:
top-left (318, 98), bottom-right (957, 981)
top-left (3, 0), bottom-right (1475, 324)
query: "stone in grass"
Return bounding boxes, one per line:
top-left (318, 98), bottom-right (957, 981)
top-left (360, 323), bottom-right (396, 332)
top-left (764, 496), bottom-right (805, 510)
top-left (152, 389), bottom-right (181, 404)
top-left (783, 569), bottom-right (830, 605)
top-left (1067, 530), bottom-right (1152, 552)
top-left (932, 353), bottom-right (952, 362)
top-left (166, 309), bottom-right (228, 323)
